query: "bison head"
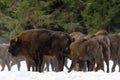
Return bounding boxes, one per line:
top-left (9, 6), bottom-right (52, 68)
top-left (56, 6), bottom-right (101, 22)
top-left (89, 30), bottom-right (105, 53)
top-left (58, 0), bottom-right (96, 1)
top-left (8, 37), bottom-right (22, 56)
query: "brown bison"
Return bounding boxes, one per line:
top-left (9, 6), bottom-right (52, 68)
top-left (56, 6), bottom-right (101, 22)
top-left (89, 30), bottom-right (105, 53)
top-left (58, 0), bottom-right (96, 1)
top-left (68, 32), bottom-right (107, 72)
top-left (107, 33), bottom-right (120, 72)
top-left (93, 30), bottom-right (110, 73)
top-left (69, 32), bottom-right (84, 40)
top-left (93, 30), bottom-right (120, 72)
top-left (8, 29), bottom-right (73, 72)
top-left (69, 32), bottom-right (88, 72)
top-left (67, 32), bottom-right (105, 72)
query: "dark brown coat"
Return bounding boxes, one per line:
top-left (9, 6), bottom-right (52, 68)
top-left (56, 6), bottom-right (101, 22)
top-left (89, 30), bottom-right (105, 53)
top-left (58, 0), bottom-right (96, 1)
top-left (8, 29), bottom-right (73, 72)
top-left (108, 33), bottom-right (120, 72)
top-left (93, 30), bottom-right (110, 73)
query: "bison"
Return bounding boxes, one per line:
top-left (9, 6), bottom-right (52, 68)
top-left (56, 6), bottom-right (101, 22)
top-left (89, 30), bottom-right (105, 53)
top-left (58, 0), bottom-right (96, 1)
top-left (0, 44), bottom-right (26, 71)
top-left (107, 33), bottom-right (120, 72)
top-left (93, 30), bottom-right (110, 73)
top-left (69, 36), bottom-right (104, 72)
top-left (10, 56), bottom-right (25, 71)
top-left (69, 32), bottom-right (88, 72)
top-left (8, 29), bottom-right (73, 72)
top-left (0, 44), bottom-right (11, 71)
top-left (67, 32), bottom-right (105, 72)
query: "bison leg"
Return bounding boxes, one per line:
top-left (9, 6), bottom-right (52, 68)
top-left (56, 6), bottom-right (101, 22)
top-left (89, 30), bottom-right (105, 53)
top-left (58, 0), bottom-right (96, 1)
top-left (5, 60), bottom-right (11, 71)
top-left (78, 60), bottom-right (87, 71)
top-left (45, 57), bottom-right (50, 72)
top-left (41, 57), bottom-right (46, 72)
top-left (1, 61), bottom-right (5, 71)
top-left (34, 56), bottom-right (43, 72)
top-left (104, 57), bottom-right (110, 73)
top-left (95, 59), bottom-right (104, 72)
top-left (111, 60), bottom-right (117, 72)
top-left (38, 56), bottom-right (43, 72)
top-left (64, 58), bottom-right (69, 70)
top-left (118, 60), bottom-right (120, 72)
top-left (68, 60), bottom-right (77, 72)
top-left (16, 62), bottom-right (21, 71)
top-left (26, 60), bottom-right (31, 71)
top-left (118, 46), bottom-right (120, 72)
top-left (41, 56), bottom-right (51, 72)
top-left (87, 60), bottom-right (95, 71)
top-left (51, 56), bottom-right (58, 72)
top-left (34, 59), bottom-right (39, 72)
top-left (56, 55), bottom-right (65, 72)
top-left (6, 63), bottom-right (11, 71)
top-left (103, 47), bottom-right (110, 73)
top-left (26, 60), bottom-right (36, 71)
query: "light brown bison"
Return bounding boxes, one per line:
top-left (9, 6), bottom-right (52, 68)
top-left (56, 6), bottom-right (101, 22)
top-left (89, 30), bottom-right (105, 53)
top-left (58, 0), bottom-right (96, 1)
top-left (67, 32), bottom-right (105, 72)
top-left (68, 32), bottom-right (107, 72)
top-left (8, 29), bottom-right (73, 72)
top-left (69, 32), bottom-right (84, 40)
top-left (69, 32), bottom-right (87, 72)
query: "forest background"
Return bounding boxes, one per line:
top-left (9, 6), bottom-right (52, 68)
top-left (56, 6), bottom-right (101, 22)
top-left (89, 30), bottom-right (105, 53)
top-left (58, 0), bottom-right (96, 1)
top-left (0, 0), bottom-right (120, 43)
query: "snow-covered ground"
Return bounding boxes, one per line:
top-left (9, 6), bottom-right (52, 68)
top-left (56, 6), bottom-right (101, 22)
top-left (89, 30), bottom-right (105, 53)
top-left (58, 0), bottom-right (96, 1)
top-left (0, 60), bottom-right (120, 80)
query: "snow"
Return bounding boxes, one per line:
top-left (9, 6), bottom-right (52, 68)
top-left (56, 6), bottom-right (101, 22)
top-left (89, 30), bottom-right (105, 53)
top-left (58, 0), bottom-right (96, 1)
top-left (0, 60), bottom-right (120, 80)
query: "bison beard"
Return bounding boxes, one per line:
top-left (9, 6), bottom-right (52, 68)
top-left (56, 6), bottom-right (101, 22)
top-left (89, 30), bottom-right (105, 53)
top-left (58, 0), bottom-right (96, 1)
top-left (8, 29), bottom-right (73, 72)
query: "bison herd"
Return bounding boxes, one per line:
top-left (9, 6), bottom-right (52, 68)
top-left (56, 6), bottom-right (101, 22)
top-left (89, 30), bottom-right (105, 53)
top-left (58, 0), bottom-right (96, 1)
top-left (0, 28), bottom-right (120, 73)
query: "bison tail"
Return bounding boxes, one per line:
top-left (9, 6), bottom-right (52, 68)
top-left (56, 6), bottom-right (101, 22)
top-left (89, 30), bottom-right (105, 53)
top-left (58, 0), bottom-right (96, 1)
top-left (97, 40), bottom-right (110, 60)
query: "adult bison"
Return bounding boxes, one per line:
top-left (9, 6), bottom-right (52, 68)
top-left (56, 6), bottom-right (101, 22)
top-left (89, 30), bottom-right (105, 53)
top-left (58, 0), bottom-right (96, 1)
top-left (69, 32), bottom-right (87, 72)
top-left (67, 32), bottom-right (105, 72)
top-left (93, 30), bottom-right (110, 73)
top-left (107, 33), bottom-right (120, 72)
top-left (8, 29), bottom-right (73, 72)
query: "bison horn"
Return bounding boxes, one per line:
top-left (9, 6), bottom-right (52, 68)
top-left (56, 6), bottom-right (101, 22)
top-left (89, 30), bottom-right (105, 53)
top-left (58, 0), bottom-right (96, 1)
top-left (15, 37), bottom-right (18, 42)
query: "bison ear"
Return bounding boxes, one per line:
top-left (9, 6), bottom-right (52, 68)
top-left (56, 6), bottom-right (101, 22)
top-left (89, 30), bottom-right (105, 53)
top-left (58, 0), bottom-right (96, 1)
top-left (15, 37), bottom-right (18, 42)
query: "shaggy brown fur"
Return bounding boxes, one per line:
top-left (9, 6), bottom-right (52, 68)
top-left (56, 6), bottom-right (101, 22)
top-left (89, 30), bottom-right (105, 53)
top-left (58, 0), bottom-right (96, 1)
top-left (108, 33), bottom-right (120, 72)
top-left (69, 32), bottom-right (88, 72)
top-left (70, 32), bottom-right (84, 40)
top-left (8, 29), bottom-right (73, 72)
top-left (94, 30), bottom-right (108, 36)
top-left (68, 33), bottom-right (104, 72)
top-left (93, 30), bottom-right (110, 73)
top-left (94, 31), bottom-right (120, 72)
